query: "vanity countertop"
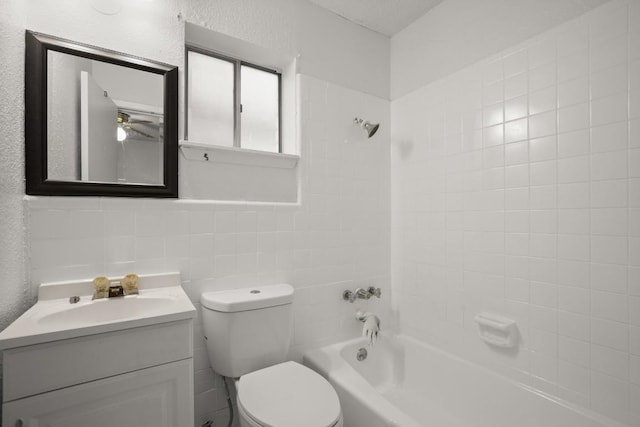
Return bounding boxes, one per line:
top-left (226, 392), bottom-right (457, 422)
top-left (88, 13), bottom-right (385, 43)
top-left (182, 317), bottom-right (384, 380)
top-left (0, 272), bottom-right (195, 350)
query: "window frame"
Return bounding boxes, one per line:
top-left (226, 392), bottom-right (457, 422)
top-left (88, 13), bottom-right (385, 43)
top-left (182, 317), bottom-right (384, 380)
top-left (185, 45), bottom-right (282, 153)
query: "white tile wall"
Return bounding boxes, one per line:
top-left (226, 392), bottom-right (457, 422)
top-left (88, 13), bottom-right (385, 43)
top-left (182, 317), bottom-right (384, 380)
top-left (26, 75), bottom-right (391, 425)
top-left (391, 2), bottom-right (638, 425)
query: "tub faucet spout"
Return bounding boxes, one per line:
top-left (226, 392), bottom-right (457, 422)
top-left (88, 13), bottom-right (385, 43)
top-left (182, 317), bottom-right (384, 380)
top-left (355, 310), bottom-right (381, 346)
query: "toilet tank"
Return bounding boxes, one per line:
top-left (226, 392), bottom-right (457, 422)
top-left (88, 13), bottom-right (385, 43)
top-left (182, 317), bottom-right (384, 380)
top-left (201, 284), bottom-right (294, 378)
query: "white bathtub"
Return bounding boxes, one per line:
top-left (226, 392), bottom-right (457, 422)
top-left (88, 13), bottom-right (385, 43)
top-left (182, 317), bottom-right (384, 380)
top-left (303, 333), bottom-right (625, 427)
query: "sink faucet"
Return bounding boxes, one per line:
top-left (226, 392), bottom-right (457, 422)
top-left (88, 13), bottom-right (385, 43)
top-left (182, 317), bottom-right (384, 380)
top-left (93, 274), bottom-right (139, 300)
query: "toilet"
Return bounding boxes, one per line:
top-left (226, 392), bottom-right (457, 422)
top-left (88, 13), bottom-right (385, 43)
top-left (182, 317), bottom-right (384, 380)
top-left (201, 284), bottom-right (343, 427)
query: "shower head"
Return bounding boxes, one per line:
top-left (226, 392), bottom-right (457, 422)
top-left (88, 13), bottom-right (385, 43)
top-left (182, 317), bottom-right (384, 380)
top-left (354, 117), bottom-right (380, 138)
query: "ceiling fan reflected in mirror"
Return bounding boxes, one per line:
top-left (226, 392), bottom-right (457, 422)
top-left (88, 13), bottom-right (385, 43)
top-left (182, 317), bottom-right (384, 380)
top-left (116, 110), bottom-right (160, 142)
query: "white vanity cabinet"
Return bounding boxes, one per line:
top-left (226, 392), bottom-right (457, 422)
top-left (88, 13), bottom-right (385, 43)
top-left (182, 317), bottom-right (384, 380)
top-left (2, 320), bottom-right (194, 427)
top-left (4, 359), bottom-right (192, 427)
top-left (0, 273), bottom-right (196, 427)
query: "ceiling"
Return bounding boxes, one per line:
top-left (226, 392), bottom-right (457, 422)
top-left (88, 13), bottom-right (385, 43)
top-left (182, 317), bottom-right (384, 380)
top-left (309, 0), bottom-right (610, 38)
top-left (307, 0), bottom-right (446, 37)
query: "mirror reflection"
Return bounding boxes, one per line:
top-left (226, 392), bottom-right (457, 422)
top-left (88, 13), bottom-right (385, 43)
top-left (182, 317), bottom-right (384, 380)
top-left (47, 51), bottom-right (164, 185)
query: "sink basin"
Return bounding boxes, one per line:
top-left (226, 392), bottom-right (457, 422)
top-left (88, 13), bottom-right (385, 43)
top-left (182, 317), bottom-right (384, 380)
top-left (0, 272), bottom-right (196, 349)
top-left (36, 296), bottom-right (179, 327)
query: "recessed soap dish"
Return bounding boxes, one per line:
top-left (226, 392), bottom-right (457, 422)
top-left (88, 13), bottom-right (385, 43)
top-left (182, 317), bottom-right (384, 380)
top-left (474, 312), bottom-right (518, 348)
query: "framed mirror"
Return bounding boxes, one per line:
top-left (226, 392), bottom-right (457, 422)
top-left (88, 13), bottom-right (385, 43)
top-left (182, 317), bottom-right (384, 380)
top-left (25, 31), bottom-right (178, 197)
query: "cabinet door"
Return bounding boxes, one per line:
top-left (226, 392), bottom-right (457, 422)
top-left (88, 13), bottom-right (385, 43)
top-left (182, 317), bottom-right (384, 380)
top-left (3, 359), bottom-right (193, 427)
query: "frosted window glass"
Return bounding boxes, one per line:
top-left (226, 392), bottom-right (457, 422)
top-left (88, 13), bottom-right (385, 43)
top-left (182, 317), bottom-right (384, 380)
top-left (187, 51), bottom-right (234, 146)
top-left (240, 65), bottom-right (279, 153)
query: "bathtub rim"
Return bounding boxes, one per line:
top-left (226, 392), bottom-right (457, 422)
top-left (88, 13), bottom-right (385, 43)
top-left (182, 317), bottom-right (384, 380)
top-left (303, 331), bottom-right (629, 427)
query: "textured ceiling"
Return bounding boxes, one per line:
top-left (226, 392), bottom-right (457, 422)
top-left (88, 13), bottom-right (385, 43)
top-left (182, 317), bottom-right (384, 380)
top-left (309, 0), bottom-right (610, 37)
top-left (307, 0), bottom-right (445, 36)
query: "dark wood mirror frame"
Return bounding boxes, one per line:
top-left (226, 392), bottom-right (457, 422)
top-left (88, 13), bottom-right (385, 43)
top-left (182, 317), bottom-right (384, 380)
top-left (25, 31), bottom-right (178, 198)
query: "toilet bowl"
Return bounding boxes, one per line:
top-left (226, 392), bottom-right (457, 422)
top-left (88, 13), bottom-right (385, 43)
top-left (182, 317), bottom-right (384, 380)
top-left (200, 284), bottom-right (343, 427)
top-left (236, 361), bottom-right (343, 427)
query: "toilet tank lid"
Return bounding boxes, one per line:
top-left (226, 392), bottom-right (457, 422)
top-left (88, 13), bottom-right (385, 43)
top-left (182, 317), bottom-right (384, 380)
top-left (201, 284), bottom-right (294, 312)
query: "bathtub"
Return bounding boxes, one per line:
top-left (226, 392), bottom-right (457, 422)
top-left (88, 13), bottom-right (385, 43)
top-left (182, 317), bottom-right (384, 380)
top-left (303, 333), bottom-right (625, 427)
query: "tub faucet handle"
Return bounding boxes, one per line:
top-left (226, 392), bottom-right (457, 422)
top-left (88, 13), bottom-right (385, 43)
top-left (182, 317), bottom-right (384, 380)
top-left (367, 287), bottom-right (381, 298)
top-left (343, 290), bottom-right (356, 303)
top-left (343, 287), bottom-right (371, 302)
top-left (355, 287), bottom-right (370, 300)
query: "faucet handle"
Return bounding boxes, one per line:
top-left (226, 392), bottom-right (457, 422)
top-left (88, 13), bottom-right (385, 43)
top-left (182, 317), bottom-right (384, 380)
top-left (343, 287), bottom-right (379, 303)
top-left (93, 276), bottom-right (110, 300)
top-left (122, 273), bottom-right (139, 295)
top-left (355, 287), bottom-right (370, 300)
top-left (367, 286), bottom-right (381, 298)
top-left (343, 290), bottom-right (356, 303)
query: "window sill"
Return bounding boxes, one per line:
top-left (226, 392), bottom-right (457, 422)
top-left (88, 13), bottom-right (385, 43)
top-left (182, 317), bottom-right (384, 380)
top-left (179, 141), bottom-right (299, 169)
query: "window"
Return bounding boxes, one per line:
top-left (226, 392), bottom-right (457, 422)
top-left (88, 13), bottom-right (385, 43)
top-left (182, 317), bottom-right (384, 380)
top-left (186, 47), bottom-right (281, 153)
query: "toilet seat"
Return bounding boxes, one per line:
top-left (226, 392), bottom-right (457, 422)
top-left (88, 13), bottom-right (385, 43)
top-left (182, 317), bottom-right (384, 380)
top-left (237, 361), bottom-right (342, 427)
top-left (237, 402), bottom-right (343, 427)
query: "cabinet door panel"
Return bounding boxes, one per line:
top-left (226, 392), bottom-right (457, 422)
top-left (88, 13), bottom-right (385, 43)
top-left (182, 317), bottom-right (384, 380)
top-left (3, 359), bottom-right (193, 427)
top-left (3, 320), bottom-right (192, 401)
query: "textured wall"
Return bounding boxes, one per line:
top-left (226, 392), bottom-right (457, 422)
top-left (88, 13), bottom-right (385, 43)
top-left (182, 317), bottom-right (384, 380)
top-left (0, 1), bottom-right (28, 335)
top-left (0, 3), bottom-right (27, 421)
top-left (391, 1), bottom-right (639, 425)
